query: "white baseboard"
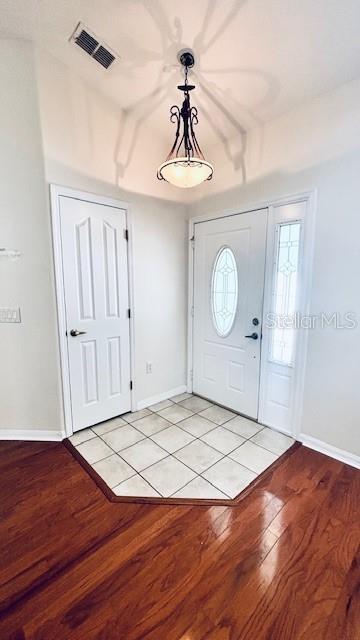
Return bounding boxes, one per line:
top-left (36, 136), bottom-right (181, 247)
top-left (136, 385), bottom-right (187, 411)
top-left (299, 433), bottom-right (360, 469)
top-left (0, 429), bottom-right (64, 442)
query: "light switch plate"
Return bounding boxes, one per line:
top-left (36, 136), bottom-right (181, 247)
top-left (0, 308), bottom-right (21, 323)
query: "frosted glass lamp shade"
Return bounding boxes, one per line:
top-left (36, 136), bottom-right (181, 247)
top-left (157, 157), bottom-right (213, 188)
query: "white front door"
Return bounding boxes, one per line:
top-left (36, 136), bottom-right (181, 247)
top-left (59, 196), bottom-right (131, 432)
top-left (193, 210), bottom-right (267, 419)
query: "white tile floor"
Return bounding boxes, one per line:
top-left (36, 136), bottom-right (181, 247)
top-left (70, 394), bottom-right (295, 500)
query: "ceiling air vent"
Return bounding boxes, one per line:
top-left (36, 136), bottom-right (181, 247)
top-left (70, 22), bottom-right (118, 70)
top-left (93, 46), bottom-right (115, 69)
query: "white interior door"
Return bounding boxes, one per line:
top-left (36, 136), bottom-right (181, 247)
top-left (59, 196), bottom-right (131, 432)
top-left (193, 210), bottom-right (267, 419)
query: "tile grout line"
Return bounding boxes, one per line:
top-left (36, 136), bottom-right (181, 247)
top-left (75, 428), bottom-right (290, 496)
top-left (86, 398), bottom-right (258, 441)
top-left (105, 426), bottom-right (212, 496)
top-left (152, 417), bottom-right (293, 459)
top-left (94, 447), bottom-right (164, 497)
top-left (73, 395), bottom-right (293, 498)
top-left (168, 472), bottom-right (231, 499)
top-left (103, 416), bottom-right (290, 460)
top-left (107, 413), bottom-right (244, 495)
top-left (132, 444), bottom-right (259, 498)
top-left (82, 439), bottom-right (256, 499)
top-left (79, 420), bottom-right (263, 481)
top-left (135, 446), bottom-right (235, 499)
top-left (144, 419), bottom-right (266, 459)
top-left (113, 469), bottom-right (162, 498)
top-left (137, 465), bottom-right (196, 498)
top-left (115, 417), bottom-right (252, 476)
top-left (78, 424), bottom-right (281, 469)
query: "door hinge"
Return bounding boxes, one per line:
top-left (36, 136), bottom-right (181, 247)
top-left (189, 369), bottom-right (193, 381)
top-left (127, 308), bottom-right (131, 319)
top-left (124, 228), bottom-right (129, 241)
top-left (130, 380), bottom-right (133, 390)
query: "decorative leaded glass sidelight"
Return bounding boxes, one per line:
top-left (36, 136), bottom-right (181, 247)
top-left (270, 222), bottom-right (301, 365)
top-left (211, 246), bottom-right (238, 337)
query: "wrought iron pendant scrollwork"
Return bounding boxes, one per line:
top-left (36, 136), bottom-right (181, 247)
top-left (157, 50), bottom-right (213, 188)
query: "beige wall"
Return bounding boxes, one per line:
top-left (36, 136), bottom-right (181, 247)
top-left (0, 41), bottom-right (188, 435)
top-left (190, 76), bottom-right (360, 203)
top-left (0, 40), bottom-right (63, 433)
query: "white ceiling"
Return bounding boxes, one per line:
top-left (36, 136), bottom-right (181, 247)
top-left (1, 0), bottom-right (360, 152)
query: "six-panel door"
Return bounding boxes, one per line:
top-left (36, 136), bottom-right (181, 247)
top-left (60, 197), bottom-right (131, 432)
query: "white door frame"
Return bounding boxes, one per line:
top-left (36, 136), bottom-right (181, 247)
top-left (187, 190), bottom-right (317, 439)
top-left (50, 184), bottom-right (136, 438)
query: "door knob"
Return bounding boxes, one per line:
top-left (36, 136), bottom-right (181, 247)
top-left (70, 329), bottom-right (87, 337)
top-left (245, 332), bottom-right (258, 340)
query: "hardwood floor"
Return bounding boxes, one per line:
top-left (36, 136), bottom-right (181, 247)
top-left (0, 440), bottom-right (358, 639)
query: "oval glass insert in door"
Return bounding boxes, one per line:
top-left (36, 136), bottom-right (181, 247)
top-left (211, 246), bottom-right (238, 337)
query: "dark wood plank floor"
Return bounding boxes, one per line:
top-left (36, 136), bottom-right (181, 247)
top-left (0, 440), bottom-right (359, 639)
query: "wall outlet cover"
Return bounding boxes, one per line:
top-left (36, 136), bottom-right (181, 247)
top-left (0, 308), bottom-right (21, 323)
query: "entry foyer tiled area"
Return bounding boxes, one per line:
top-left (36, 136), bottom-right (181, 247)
top-left (70, 394), bottom-right (295, 499)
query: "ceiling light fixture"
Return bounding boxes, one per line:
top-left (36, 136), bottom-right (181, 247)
top-left (157, 49), bottom-right (213, 189)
